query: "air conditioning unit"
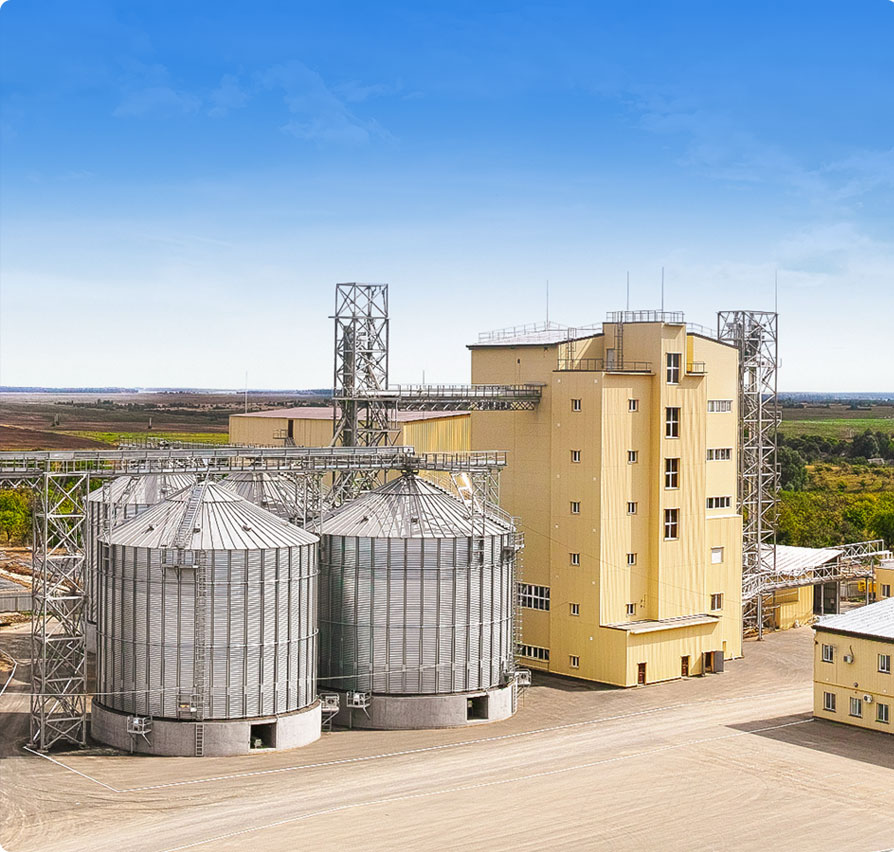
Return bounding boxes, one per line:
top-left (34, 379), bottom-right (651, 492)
top-left (863, 694), bottom-right (874, 703)
top-left (843, 654), bottom-right (854, 664)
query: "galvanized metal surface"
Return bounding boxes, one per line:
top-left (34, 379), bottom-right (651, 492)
top-left (220, 471), bottom-right (314, 525)
top-left (96, 486), bottom-right (318, 721)
top-left (318, 474), bottom-right (515, 695)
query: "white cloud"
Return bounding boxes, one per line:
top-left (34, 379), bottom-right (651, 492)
top-left (208, 73), bottom-right (249, 118)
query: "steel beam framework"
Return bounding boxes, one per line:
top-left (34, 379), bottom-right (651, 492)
top-left (717, 311), bottom-right (780, 636)
top-left (1, 445), bottom-right (508, 750)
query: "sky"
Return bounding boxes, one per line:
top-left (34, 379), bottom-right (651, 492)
top-left (0, 0), bottom-right (892, 392)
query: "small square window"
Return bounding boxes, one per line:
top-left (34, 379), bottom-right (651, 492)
top-left (822, 644), bottom-right (834, 663)
top-left (570, 449), bottom-right (581, 464)
top-left (879, 654), bottom-right (891, 674)
top-left (628, 398), bottom-right (639, 412)
top-left (711, 546), bottom-right (724, 564)
top-left (627, 450), bottom-right (638, 464)
top-left (570, 552), bottom-right (580, 566)
top-left (823, 691), bottom-right (836, 712)
top-left (710, 593), bottom-right (723, 610)
top-left (571, 398), bottom-right (582, 412)
top-left (626, 603), bottom-right (636, 616)
top-left (570, 603), bottom-right (580, 616)
top-left (626, 553), bottom-right (637, 566)
top-left (627, 501), bottom-right (638, 515)
top-left (850, 697), bottom-right (863, 718)
top-left (569, 655), bottom-right (580, 668)
top-left (570, 501), bottom-right (581, 514)
top-left (878, 703), bottom-right (890, 724)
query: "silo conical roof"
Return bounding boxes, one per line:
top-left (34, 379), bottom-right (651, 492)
top-left (219, 471), bottom-right (310, 522)
top-left (87, 473), bottom-right (195, 505)
top-left (105, 481), bottom-right (318, 550)
top-left (316, 473), bottom-right (512, 538)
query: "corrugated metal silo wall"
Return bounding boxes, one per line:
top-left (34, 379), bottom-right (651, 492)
top-left (319, 533), bottom-right (514, 694)
top-left (96, 541), bottom-right (317, 719)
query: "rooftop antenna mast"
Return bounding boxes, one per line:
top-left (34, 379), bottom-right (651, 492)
top-left (661, 266), bottom-right (665, 313)
top-left (626, 271), bottom-right (630, 311)
top-left (546, 280), bottom-right (550, 326)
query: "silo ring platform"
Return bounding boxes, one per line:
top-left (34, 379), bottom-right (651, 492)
top-left (330, 680), bottom-right (517, 730)
top-left (90, 700), bottom-right (322, 756)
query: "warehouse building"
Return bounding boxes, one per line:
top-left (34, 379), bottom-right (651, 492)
top-left (813, 597), bottom-right (894, 735)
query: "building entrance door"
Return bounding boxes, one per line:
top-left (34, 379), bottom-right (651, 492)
top-left (681, 656), bottom-right (689, 677)
top-left (637, 663), bottom-right (647, 685)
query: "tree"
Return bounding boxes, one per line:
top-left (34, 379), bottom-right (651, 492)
top-left (778, 446), bottom-right (807, 491)
top-left (852, 430), bottom-right (880, 460)
top-left (0, 489), bottom-right (32, 546)
top-left (871, 510), bottom-right (894, 548)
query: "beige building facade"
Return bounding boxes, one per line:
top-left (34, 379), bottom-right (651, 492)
top-left (468, 316), bottom-right (743, 686)
top-left (813, 598), bottom-right (894, 734)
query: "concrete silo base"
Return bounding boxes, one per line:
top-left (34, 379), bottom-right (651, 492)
top-left (332, 680), bottom-right (517, 730)
top-left (90, 700), bottom-right (321, 757)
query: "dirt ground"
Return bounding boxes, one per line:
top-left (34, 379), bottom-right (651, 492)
top-left (1, 626), bottom-right (893, 852)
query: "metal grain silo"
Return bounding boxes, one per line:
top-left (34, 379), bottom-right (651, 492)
top-left (91, 480), bottom-right (321, 756)
top-left (219, 470), bottom-right (314, 525)
top-left (85, 473), bottom-right (195, 653)
top-left (317, 472), bottom-right (519, 729)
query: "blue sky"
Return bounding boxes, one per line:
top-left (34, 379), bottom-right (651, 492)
top-left (1, 0), bottom-right (892, 391)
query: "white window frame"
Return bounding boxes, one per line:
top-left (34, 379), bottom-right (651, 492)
top-left (822, 644), bottom-right (834, 663)
top-left (518, 583), bottom-right (551, 611)
top-left (570, 603), bottom-right (580, 616)
top-left (665, 457), bottom-right (680, 489)
top-left (710, 593), bottom-right (723, 610)
top-left (711, 546), bottom-right (724, 564)
top-left (707, 399), bottom-right (733, 413)
top-left (879, 654), bottom-right (891, 674)
top-left (850, 697), bottom-right (863, 718)
top-left (520, 644), bottom-right (550, 662)
top-left (628, 398), bottom-right (639, 412)
top-left (627, 501), bottom-right (638, 515)
top-left (571, 398), bottom-right (582, 412)
top-left (706, 447), bottom-right (732, 461)
top-left (569, 655), bottom-right (580, 669)
top-left (626, 603), bottom-right (636, 616)
top-left (665, 407), bottom-right (680, 438)
top-left (823, 691), bottom-right (836, 712)
top-left (627, 450), bottom-right (638, 464)
top-left (878, 703), bottom-right (890, 724)
top-left (666, 352), bottom-right (681, 384)
top-left (664, 508), bottom-right (679, 540)
top-left (707, 496), bottom-right (732, 510)
top-left (626, 552), bottom-right (637, 566)
top-left (570, 552), bottom-right (580, 566)
top-left (571, 449), bottom-right (581, 463)
top-left (883, 584), bottom-right (891, 598)
top-left (570, 501), bottom-right (581, 514)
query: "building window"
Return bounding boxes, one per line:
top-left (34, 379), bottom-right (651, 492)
top-left (823, 691), bottom-right (836, 712)
top-left (518, 584), bottom-right (550, 611)
top-left (571, 449), bottom-right (581, 463)
top-left (710, 593), bottom-right (723, 610)
top-left (883, 584), bottom-right (891, 597)
top-left (570, 552), bottom-right (580, 566)
top-left (822, 644), bottom-right (834, 663)
top-left (570, 603), bottom-right (580, 616)
top-left (706, 448), bottom-right (732, 461)
top-left (850, 697), bottom-right (863, 718)
top-left (711, 546), bottom-right (724, 564)
top-left (707, 399), bottom-right (733, 413)
top-left (519, 644), bottom-right (549, 662)
top-left (664, 457), bottom-right (680, 489)
top-left (664, 508), bottom-right (679, 540)
top-left (627, 450), bottom-right (638, 464)
top-left (706, 496), bottom-right (732, 509)
top-left (627, 552), bottom-right (637, 566)
top-left (627, 501), bottom-right (638, 515)
top-left (665, 407), bottom-right (680, 438)
top-left (570, 501), bottom-right (581, 514)
top-left (879, 654), bottom-right (891, 674)
top-left (666, 352), bottom-right (681, 384)
top-left (878, 703), bottom-right (890, 724)
top-left (626, 603), bottom-right (636, 616)
top-left (628, 398), bottom-right (639, 412)
top-left (569, 655), bottom-right (580, 669)
top-left (571, 398), bottom-right (582, 412)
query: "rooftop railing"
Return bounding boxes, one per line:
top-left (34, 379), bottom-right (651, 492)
top-left (557, 358), bottom-right (652, 373)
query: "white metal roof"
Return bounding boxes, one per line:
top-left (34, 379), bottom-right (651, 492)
top-left (315, 473), bottom-right (512, 539)
top-left (86, 473), bottom-right (195, 506)
top-left (105, 481), bottom-right (318, 551)
top-left (815, 597), bottom-right (894, 641)
top-left (220, 471), bottom-right (312, 522)
top-left (762, 544), bottom-right (842, 578)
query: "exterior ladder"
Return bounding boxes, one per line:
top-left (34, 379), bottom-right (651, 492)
top-left (194, 723), bottom-right (205, 757)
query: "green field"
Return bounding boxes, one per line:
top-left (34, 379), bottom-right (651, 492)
top-left (779, 417), bottom-right (894, 438)
top-left (60, 430), bottom-right (231, 446)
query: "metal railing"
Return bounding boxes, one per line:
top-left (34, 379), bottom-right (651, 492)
top-left (687, 362), bottom-right (707, 374)
top-left (556, 358), bottom-right (652, 373)
top-left (606, 310), bottom-right (685, 324)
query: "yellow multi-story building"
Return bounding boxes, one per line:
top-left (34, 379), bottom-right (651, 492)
top-left (813, 597), bottom-right (894, 734)
top-left (468, 313), bottom-right (743, 686)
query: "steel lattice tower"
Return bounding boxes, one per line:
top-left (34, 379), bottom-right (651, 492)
top-left (717, 310), bottom-right (780, 637)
